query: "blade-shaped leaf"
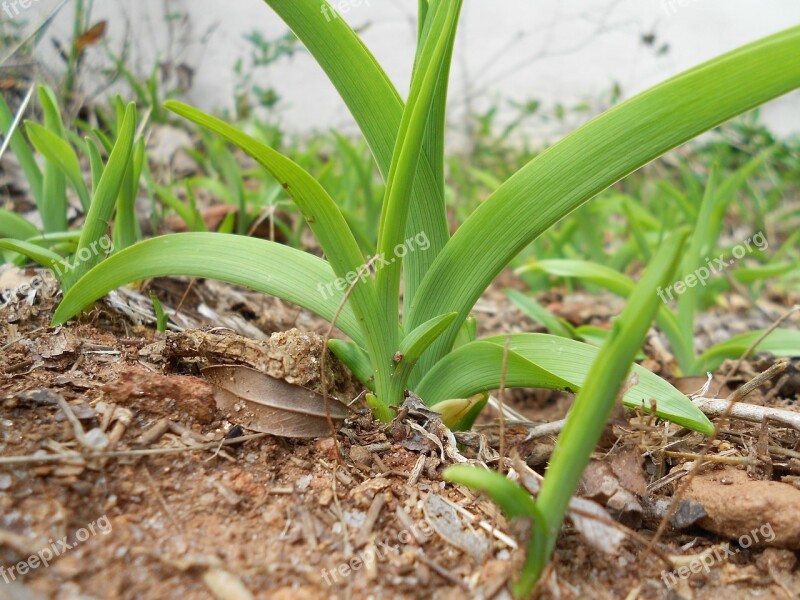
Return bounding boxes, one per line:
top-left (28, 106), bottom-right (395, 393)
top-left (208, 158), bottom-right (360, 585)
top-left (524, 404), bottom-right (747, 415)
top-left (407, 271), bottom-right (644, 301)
top-left (51, 233), bottom-right (366, 347)
top-left (263, 0), bottom-right (450, 306)
top-left (533, 232), bottom-right (689, 584)
top-left (71, 103), bottom-right (137, 283)
top-left (694, 328), bottom-right (800, 373)
top-left (25, 121), bottom-right (90, 211)
top-left (0, 92), bottom-right (43, 205)
top-left (165, 100), bottom-right (393, 386)
top-left (409, 26), bottom-right (800, 369)
top-left (376, 0), bottom-right (462, 329)
top-left (416, 333), bottom-right (714, 434)
top-left (521, 259), bottom-right (693, 371)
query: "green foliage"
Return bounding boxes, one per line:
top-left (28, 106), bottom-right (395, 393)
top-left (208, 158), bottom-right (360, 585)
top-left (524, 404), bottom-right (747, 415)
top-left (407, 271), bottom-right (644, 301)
top-left (448, 232), bottom-right (688, 596)
top-left (516, 161), bottom-right (800, 375)
top-left (51, 3), bottom-right (800, 440)
top-left (0, 91), bottom-right (140, 291)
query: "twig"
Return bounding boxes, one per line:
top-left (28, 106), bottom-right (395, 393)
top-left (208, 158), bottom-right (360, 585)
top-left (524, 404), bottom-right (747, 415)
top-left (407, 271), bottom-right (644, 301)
top-left (523, 419), bottom-right (567, 441)
top-left (715, 304), bottom-right (798, 396)
top-left (497, 336), bottom-right (511, 472)
top-left (692, 399), bottom-right (800, 432)
top-left (662, 451), bottom-right (757, 466)
top-left (0, 432), bottom-right (269, 465)
top-left (54, 394), bottom-right (94, 450)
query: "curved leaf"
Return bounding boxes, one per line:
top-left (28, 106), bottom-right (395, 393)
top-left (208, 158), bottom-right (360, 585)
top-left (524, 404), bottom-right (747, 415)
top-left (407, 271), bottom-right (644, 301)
top-left (72, 103), bottom-right (136, 283)
top-left (409, 26), bottom-right (800, 369)
top-left (521, 259), bottom-right (693, 371)
top-left (26, 121), bottom-right (90, 211)
top-left (165, 101), bottom-right (394, 372)
top-left (416, 333), bottom-right (713, 434)
top-left (695, 328), bottom-right (800, 373)
top-left (263, 0), bottom-right (449, 306)
top-left (534, 231), bottom-right (691, 585)
top-left (51, 233), bottom-right (366, 346)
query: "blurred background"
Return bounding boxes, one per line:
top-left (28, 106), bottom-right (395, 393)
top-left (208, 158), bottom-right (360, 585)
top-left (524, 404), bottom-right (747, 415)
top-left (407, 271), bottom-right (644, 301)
top-left (4, 0), bottom-right (799, 145)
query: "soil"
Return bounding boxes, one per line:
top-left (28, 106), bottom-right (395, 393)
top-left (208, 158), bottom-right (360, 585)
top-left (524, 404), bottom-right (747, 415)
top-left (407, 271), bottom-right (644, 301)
top-left (1, 266), bottom-right (799, 600)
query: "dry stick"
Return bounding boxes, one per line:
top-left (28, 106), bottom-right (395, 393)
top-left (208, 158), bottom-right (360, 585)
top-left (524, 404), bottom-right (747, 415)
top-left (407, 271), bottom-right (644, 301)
top-left (714, 304), bottom-right (799, 397)
top-left (319, 256), bottom-right (380, 463)
top-left (246, 206), bottom-right (272, 239)
top-left (0, 432), bottom-right (270, 465)
top-left (172, 277), bottom-right (197, 323)
top-left (496, 336), bottom-right (511, 472)
top-left (641, 348), bottom-right (791, 562)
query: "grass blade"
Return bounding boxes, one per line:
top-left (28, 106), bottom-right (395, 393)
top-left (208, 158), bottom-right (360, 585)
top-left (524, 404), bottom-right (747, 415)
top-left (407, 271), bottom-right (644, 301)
top-left (532, 231), bottom-right (689, 585)
top-left (51, 233), bottom-right (365, 347)
top-left (409, 26), bottom-right (800, 367)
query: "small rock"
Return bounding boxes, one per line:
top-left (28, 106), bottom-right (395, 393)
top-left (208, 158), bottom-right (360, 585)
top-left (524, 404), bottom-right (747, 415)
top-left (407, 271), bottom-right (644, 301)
top-left (348, 445), bottom-right (372, 469)
top-left (685, 466), bottom-right (800, 549)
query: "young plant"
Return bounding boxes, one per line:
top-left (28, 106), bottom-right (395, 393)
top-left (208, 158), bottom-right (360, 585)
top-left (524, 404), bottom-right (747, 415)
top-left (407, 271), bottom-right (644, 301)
top-left (52, 3), bottom-right (800, 436)
top-left (517, 166), bottom-right (800, 375)
top-left (446, 231), bottom-right (688, 596)
top-left (0, 96), bottom-right (138, 290)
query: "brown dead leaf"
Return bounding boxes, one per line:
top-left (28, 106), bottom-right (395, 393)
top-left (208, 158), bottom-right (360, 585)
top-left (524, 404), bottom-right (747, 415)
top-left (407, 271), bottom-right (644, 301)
top-left (611, 446), bottom-right (648, 497)
top-left (202, 365), bottom-right (350, 438)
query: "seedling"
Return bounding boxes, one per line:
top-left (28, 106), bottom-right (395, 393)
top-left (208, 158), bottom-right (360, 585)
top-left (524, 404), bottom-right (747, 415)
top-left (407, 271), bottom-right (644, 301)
top-left (50, 3), bottom-right (800, 431)
top-left (517, 167), bottom-right (800, 375)
top-left (0, 91), bottom-right (139, 290)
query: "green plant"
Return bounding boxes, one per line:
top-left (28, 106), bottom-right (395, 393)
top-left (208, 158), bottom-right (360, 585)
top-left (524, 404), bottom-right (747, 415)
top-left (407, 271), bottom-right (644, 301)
top-left (50, 2), bottom-right (800, 429)
top-left (517, 165), bottom-right (800, 375)
top-left (0, 90), bottom-right (139, 290)
top-left (446, 231), bottom-right (687, 596)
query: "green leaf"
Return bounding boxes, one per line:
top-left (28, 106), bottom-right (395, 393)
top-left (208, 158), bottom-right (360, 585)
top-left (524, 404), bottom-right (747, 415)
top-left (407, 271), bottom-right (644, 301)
top-left (396, 312), bottom-right (458, 388)
top-left (445, 466), bottom-right (538, 518)
top-left (71, 103), bottom-right (137, 283)
top-left (0, 239), bottom-right (66, 274)
top-left (26, 121), bottom-right (91, 212)
top-left (51, 233), bottom-right (366, 347)
top-left (376, 0), bottom-right (462, 329)
top-left (328, 339), bottom-right (374, 391)
top-left (263, 0), bottom-right (450, 307)
top-left (695, 328), bottom-right (800, 373)
top-left (399, 312), bottom-right (458, 364)
top-left (444, 465), bottom-right (547, 597)
top-left (165, 101), bottom-right (395, 395)
top-left (416, 333), bottom-right (714, 434)
top-left (409, 26), bottom-right (800, 369)
top-left (520, 259), bottom-right (693, 371)
top-left (506, 289), bottom-right (576, 339)
top-left (0, 209), bottom-right (38, 241)
top-left (732, 263), bottom-right (795, 283)
top-left (0, 92), bottom-right (43, 205)
top-left (38, 85), bottom-right (68, 233)
top-left (533, 232), bottom-right (690, 584)
top-left (429, 393), bottom-right (487, 430)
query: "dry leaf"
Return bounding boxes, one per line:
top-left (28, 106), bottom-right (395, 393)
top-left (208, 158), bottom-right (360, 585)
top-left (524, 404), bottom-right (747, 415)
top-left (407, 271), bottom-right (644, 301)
top-left (202, 365), bottom-right (350, 438)
top-left (423, 494), bottom-right (489, 561)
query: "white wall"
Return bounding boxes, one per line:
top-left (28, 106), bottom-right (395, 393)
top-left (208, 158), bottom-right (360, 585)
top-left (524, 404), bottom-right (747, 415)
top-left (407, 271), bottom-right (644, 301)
top-left (6, 0), bottom-right (800, 139)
